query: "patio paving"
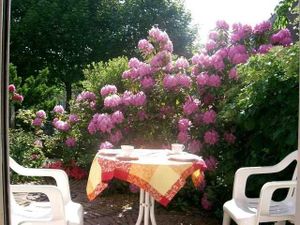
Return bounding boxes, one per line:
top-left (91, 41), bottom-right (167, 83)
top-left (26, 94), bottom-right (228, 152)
top-left (69, 179), bottom-right (220, 225)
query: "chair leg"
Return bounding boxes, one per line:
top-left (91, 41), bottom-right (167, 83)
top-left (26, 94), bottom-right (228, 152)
top-left (274, 222), bottom-right (286, 225)
top-left (222, 212), bottom-right (230, 225)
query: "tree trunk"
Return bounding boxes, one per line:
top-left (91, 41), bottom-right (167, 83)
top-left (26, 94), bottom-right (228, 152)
top-left (65, 82), bottom-right (72, 112)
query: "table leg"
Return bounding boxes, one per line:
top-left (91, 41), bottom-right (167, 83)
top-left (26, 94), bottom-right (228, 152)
top-left (135, 189), bottom-right (157, 225)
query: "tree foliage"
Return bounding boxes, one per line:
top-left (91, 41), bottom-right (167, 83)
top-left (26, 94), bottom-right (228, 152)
top-left (10, 0), bottom-right (196, 107)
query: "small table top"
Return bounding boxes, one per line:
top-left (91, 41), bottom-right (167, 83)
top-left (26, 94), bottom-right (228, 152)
top-left (86, 149), bottom-right (206, 206)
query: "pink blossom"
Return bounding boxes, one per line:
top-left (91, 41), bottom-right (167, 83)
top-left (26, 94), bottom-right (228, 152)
top-left (210, 54), bottom-right (225, 71)
top-left (208, 75), bottom-right (221, 87)
top-left (175, 57), bottom-right (189, 69)
top-left (208, 31), bottom-right (218, 41)
top-left (196, 73), bottom-right (209, 86)
top-left (253, 21), bottom-right (272, 34)
top-left (205, 156), bottom-right (218, 171)
top-left (183, 97), bottom-right (199, 115)
top-left (109, 130), bottom-right (123, 144)
top-left (149, 27), bottom-right (169, 43)
top-left (36, 110), bottom-right (46, 119)
top-left (216, 20), bottom-right (229, 30)
top-left (177, 131), bottom-right (190, 144)
top-left (33, 139), bottom-right (43, 148)
top-left (204, 130), bottom-right (219, 145)
top-left (205, 40), bottom-right (217, 51)
top-left (229, 68), bottom-right (239, 80)
top-left (257, 44), bottom-right (272, 54)
top-left (150, 51), bottom-right (171, 68)
top-left (178, 118), bottom-right (191, 132)
top-left (202, 110), bottom-right (217, 124)
top-left (99, 141), bottom-right (114, 149)
top-left (122, 91), bottom-right (134, 106)
top-left (137, 63), bottom-right (152, 77)
top-left (8, 84), bottom-right (16, 93)
top-left (177, 74), bottom-right (192, 88)
top-left (231, 23), bottom-right (252, 43)
top-left (100, 85), bottom-right (117, 97)
top-left (32, 117), bottom-right (43, 127)
top-left (104, 94), bottom-right (121, 108)
top-left (54, 120), bottom-right (70, 132)
top-left (188, 140), bottom-right (202, 154)
top-left (141, 77), bottom-right (155, 89)
top-left (164, 63), bottom-right (174, 73)
top-left (137, 110), bottom-right (148, 121)
top-left (65, 137), bottom-right (76, 147)
top-left (138, 39), bottom-right (154, 55)
top-left (228, 45), bottom-right (249, 65)
top-left (224, 132), bottom-right (236, 144)
top-left (201, 193), bottom-right (213, 210)
top-left (122, 69), bottom-right (138, 79)
top-left (76, 91), bottom-right (96, 102)
top-left (12, 93), bottom-right (24, 102)
top-left (131, 91), bottom-right (146, 106)
top-left (88, 113), bottom-right (114, 134)
top-left (90, 101), bottom-right (96, 110)
top-left (163, 74), bottom-right (177, 90)
top-left (69, 114), bottom-right (79, 123)
top-left (53, 105), bottom-right (65, 114)
top-left (111, 110), bottom-right (124, 124)
top-left (162, 40), bottom-right (173, 52)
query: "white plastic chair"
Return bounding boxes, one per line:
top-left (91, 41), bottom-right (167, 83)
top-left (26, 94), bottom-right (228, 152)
top-left (223, 150), bottom-right (297, 225)
top-left (9, 157), bottom-right (84, 225)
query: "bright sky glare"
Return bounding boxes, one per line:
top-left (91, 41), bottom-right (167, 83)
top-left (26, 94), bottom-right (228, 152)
top-left (184, 0), bottom-right (281, 42)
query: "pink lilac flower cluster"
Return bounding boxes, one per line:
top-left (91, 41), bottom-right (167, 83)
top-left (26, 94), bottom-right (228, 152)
top-left (183, 97), bottom-right (200, 115)
top-left (148, 27), bottom-right (173, 53)
top-left (138, 39), bottom-right (154, 55)
top-left (228, 45), bottom-right (249, 65)
top-left (216, 20), bottom-right (229, 30)
top-left (65, 137), bottom-right (76, 147)
top-left (53, 105), bottom-right (65, 114)
top-left (9, 84), bottom-right (24, 103)
top-left (175, 57), bottom-right (189, 70)
top-left (224, 132), bottom-right (236, 144)
top-left (204, 130), bottom-right (219, 145)
top-left (178, 118), bottom-right (192, 131)
top-left (69, 114), bottom-right (79, 124)
top-left (88, 113), bottom-right (114, 134)
top-left (163, 73), bottom-right (192, 90)
top-left (121, 91), bottom-right (146, 106)
top-left (257, 44), bottom-right (273, 54)
top-left (253, 21), bottom-right (272, 34)
top-left (204, 156), bottom-right (218, 171)
top-left (104, 94), bottom-right (121, 108)
top-left (196, 73), bottom-right (221, 88)
top-left (271, 29), bottom-right (292, 46)
top-left (188, 140), bottom-right (202, 154)
top-left (100, 85), bottom-right (117, 97)
top-left (32, 110), bottom-right (47, 127)
top-left (76, 91), bottom-right (96, 107)
top-left (230, 23), bottom-right (252, 43)
top-left (53, 119), bottom-right (70, 132)
top-left (202, 110), bottom-right (217, 124)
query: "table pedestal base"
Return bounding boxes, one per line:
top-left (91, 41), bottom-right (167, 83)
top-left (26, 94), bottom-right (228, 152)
top-left (136, 189), bottom-right (157, 225)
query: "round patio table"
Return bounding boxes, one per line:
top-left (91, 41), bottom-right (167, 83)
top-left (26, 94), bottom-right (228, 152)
top-left (86, 149), bottom-right (206, 225)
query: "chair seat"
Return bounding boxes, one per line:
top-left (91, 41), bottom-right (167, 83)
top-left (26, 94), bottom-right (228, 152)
top-left (224, 199), bottom-right (295, 225)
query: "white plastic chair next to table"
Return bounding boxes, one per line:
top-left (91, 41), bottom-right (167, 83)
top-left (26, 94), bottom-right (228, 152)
top-left (223, 150), bottom-right (297, 225)
top-left (9, 157), bottom-right (84, 225)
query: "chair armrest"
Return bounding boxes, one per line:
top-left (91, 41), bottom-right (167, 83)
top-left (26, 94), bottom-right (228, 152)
top-left (233, 166), bottom-right (280, 200)
top-left (11, 184), bottom-right (66, 221)
top-left (10, 158), bottom-right (71, 202)
top-left (258, 180), bottom-right (297, 216)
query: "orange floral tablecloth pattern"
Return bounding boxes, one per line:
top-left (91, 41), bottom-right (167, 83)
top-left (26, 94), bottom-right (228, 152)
top-left (86, 153), bottom-right (206, 206)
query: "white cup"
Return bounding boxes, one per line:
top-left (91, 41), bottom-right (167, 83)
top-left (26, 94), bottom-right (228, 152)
top-left (171, 144), bottom-right (185, 154)
top-left (121, 145), bottom-right (134, 156)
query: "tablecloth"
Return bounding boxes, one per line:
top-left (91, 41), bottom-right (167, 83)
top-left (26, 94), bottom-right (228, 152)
top-left (86, 150), bottom-right (206, 206)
